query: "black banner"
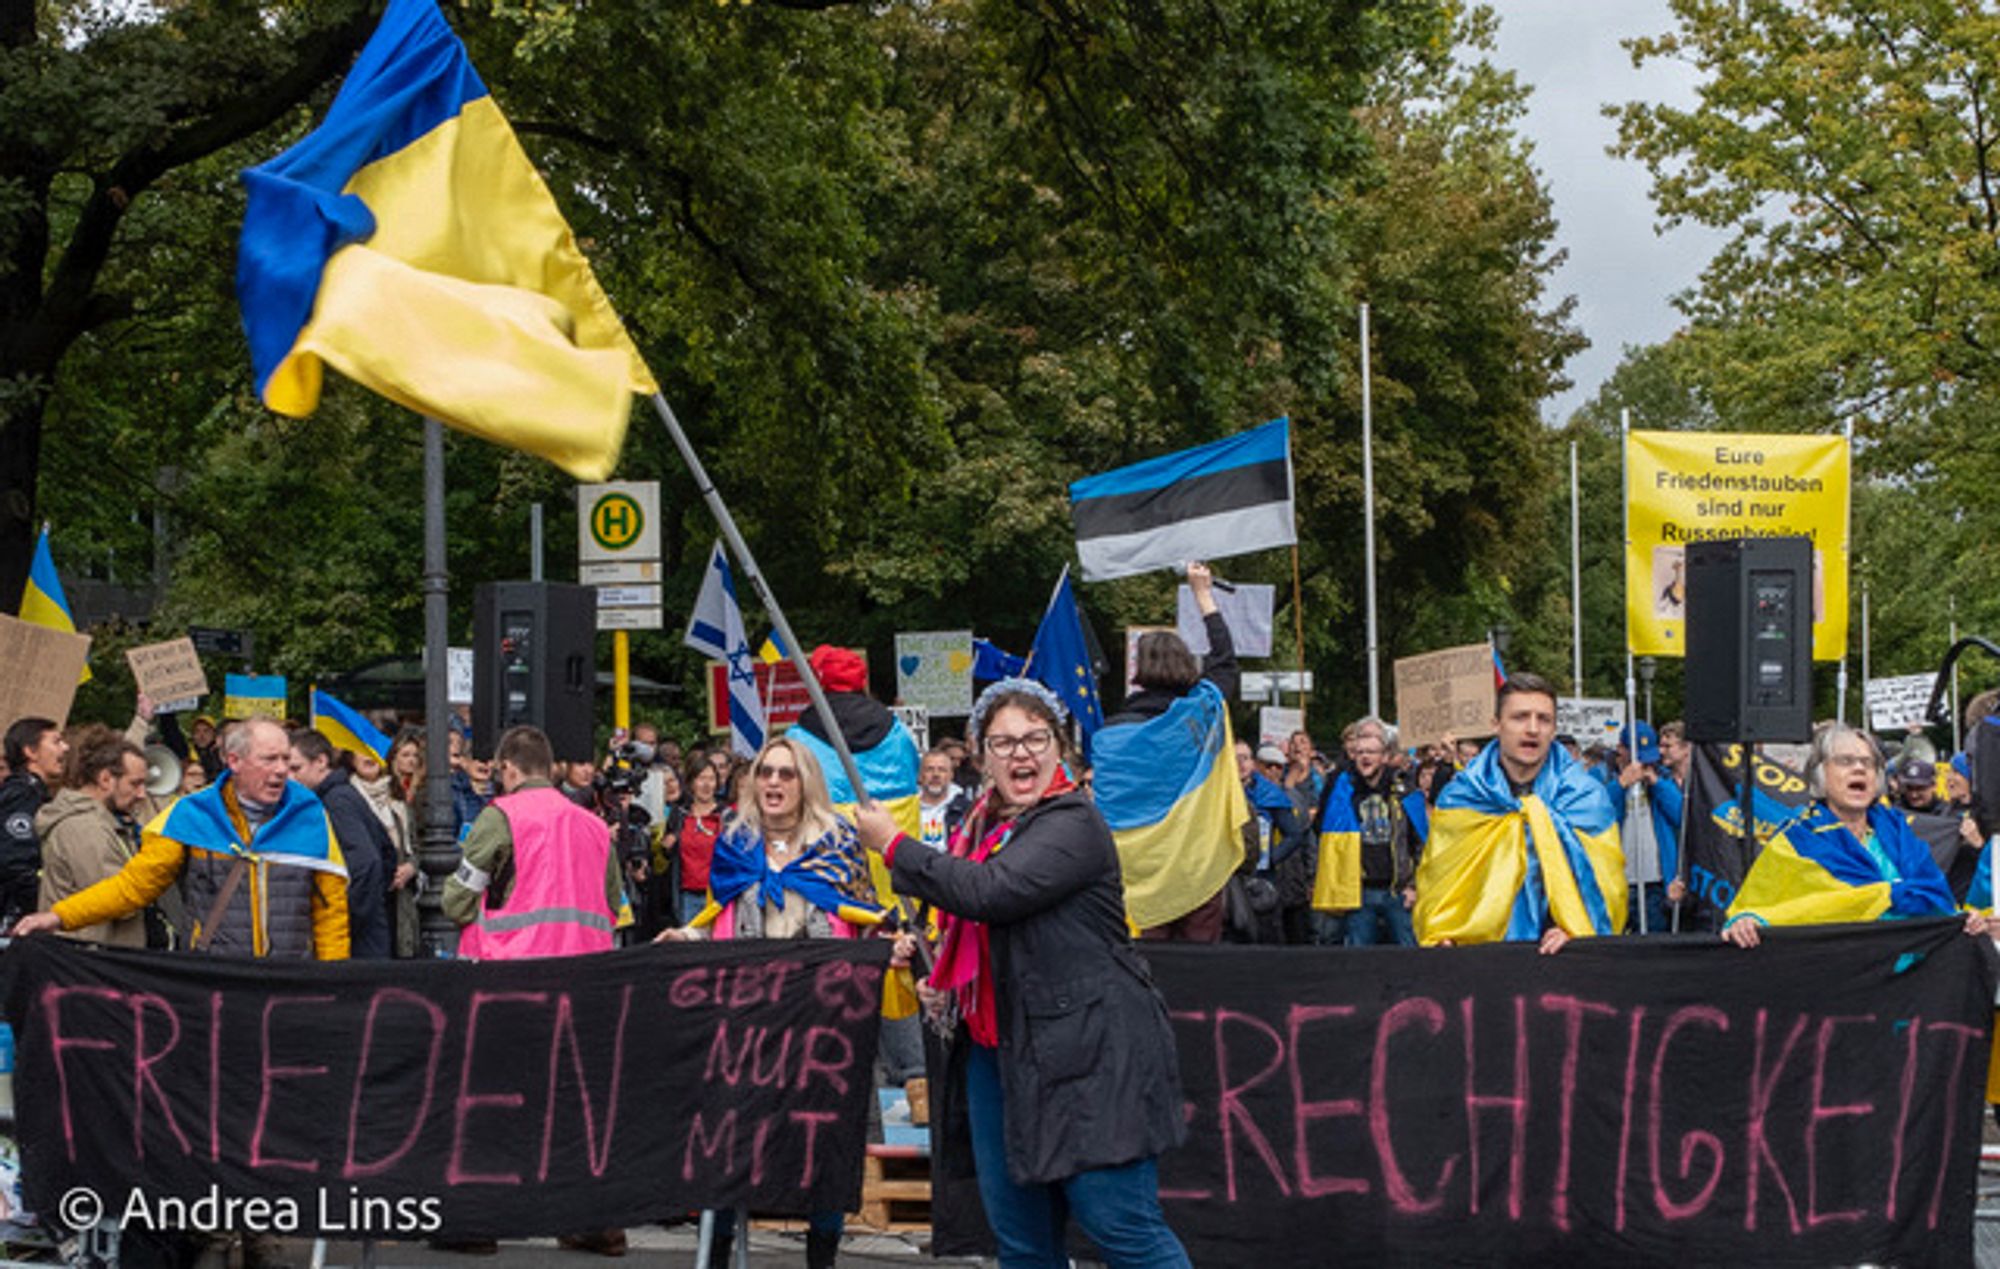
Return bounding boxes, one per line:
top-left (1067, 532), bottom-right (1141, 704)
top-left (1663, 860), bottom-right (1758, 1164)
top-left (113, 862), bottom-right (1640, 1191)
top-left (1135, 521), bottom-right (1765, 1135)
top-left (3, 938), bottom-right (887, 1238)
top-left (933, 923), bottom-right (1993, 1268)
top-left (1681, 742), bottom-right (1813, 919)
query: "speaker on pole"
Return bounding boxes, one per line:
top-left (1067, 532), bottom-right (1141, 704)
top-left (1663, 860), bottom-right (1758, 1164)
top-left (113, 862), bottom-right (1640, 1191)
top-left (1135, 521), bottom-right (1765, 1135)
top-left (1683, 536), bottom-right (1815, 744)
top-left (472, 581), bottom-right (597, 762)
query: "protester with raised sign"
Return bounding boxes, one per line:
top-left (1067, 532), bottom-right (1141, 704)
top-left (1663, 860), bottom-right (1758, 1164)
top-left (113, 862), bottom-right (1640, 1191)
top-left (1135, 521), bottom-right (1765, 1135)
top-left (856, 678), bottom-right (1192, 1269)
top-left (660, 733), bottom-right (885, 1268)
top-left (1413, 673), bottom-right (1626, 951)
top-left (13, 716), bottom-right (350, 959)
top-left (1721, 724), bottom-right (1985, 947)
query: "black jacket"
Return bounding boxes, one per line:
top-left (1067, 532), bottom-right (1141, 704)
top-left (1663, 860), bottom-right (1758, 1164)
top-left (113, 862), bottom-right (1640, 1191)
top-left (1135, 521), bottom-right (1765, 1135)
top-left (0, 770), bottom-right (50, 882)
top-left (1102, 609), bottom-right (1239, 728)
top-left (315, 768), bottom-right (392, 959)
top-left (890, 791), bottom-right (1186, 1185)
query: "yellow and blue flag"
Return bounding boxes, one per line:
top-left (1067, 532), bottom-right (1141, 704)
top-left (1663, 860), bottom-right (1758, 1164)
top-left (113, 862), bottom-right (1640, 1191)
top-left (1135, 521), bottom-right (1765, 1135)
top-left (152, 774), bottom-right (345, 876)
top-left (700, 818), bottom-right (884, 931)
top-left (1028, 567), bottom-right (1104, 741)
top-left (310, 686), bottom-right (392, 765)
top-left (1728, 802), bottom-right (1958, 929)
top-left (1092, 679), bottom-right (1248, 929)
top-left (19, 525), bottom-right (89, 683)
top-left (757, 630), bottom-right (788, 666)
top-left (1413, 741), bottom-right (1626, 945)
top-left (236, 0), bottom-right (655, 480)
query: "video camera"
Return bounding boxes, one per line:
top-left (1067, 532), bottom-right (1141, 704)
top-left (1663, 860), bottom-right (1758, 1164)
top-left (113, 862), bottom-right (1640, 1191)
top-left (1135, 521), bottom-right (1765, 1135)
top-left (594, 740), bottom-right (654, 799)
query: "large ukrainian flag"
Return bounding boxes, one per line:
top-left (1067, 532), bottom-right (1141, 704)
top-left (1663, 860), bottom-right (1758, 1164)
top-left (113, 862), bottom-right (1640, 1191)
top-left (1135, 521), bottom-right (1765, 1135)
top-left (1092, 679), bottom-right (1247, 929)
top-left (1414, 741), bottom-right (1625, 945)
top-left (18, 526), bottom-right (88, 683)
top-left (790, 722), bottom-right (923, 897)
top-left (310, 686), bottom-right (392, 765)
top-left (236, 0), bottom-right (655, 480)
top-left (1727, 801), bottom-right (1958, 929)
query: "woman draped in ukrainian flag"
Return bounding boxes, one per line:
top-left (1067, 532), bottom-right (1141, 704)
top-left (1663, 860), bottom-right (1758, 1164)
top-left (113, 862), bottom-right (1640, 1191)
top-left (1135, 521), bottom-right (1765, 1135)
top-left (656, 734), bottom-right (884, 1269)
top-left (1413, 672), bottom-right (1627, 952)
top-left (1721, 723), bottom-right (1986, 948)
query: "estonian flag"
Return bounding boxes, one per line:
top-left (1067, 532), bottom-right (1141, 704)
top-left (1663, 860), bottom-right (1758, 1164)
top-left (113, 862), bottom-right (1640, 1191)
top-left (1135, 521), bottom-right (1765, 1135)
top-left (1028, 568), bottom-right (1105, 741)
top-left (310, 687), bottom-right (392, 765)
top-left (19, 525), bottom-right (89, 683)
top-left (236, 0), bottom-right (655, 480)
top-left (683, 542), bottom-right (766, 758)
top-left (1068, 417), bottom-right (1295, 582)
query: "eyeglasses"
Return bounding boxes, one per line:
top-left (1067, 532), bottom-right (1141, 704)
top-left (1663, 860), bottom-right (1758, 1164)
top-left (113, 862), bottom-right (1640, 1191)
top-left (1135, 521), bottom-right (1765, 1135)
top-left (984, 729), bottom-right (1055, 759)
top-left (1826, 753), bottom-right (1878, 771)
top-left (755, 765), bottom-right (799, 783)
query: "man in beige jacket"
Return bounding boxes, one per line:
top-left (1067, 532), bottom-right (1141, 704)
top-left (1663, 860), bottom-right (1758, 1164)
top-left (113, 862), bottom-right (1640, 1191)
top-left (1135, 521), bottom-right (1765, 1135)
top-left (36, 729), bottom-right (152, 947)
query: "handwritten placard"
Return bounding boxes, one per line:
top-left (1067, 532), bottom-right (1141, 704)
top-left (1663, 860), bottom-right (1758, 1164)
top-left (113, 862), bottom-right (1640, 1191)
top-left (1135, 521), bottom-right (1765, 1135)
top-left (125, 636), bottom-right (209, 705)
top-left (0, 612), bottom-right (91, 728)
top-left (1393, 641), bottom-right (1497, 750)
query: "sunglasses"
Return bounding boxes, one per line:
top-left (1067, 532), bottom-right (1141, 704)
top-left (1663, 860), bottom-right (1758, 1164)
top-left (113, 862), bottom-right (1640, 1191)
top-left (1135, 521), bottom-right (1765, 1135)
top-left (755, 764), bottom-right (800, 782)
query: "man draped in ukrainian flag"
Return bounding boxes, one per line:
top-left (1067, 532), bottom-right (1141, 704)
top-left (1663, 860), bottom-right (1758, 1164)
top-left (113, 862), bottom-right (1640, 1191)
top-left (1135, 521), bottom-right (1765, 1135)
top-left (16, 718), bottom-right (350, 959)
top-left (1721, 723), bottom-right (1981, 949)
top-left (1414, 672), bottom-right (1626, 951)
top-left (235, 0), bottom-right (654, 479)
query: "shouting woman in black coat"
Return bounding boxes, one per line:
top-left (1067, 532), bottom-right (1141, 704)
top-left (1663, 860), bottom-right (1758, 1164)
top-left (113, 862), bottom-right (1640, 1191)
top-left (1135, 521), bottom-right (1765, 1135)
top-left (857, 678), bottom-right (1190, 1268)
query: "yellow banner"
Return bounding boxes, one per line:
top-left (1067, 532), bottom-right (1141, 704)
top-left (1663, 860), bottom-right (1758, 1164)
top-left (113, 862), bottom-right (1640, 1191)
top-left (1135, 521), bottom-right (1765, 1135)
top-left (1624, 430), bottom-right (1849, 660)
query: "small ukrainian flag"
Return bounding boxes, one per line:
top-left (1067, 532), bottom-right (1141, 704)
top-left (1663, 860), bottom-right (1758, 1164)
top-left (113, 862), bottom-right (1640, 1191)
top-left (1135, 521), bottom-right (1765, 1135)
top-left (758, 630), bottom-right (787, 666)
top-left (19, 525), bottom-right (89, 683)
top-left (310, 686), bottom-right (392, 764)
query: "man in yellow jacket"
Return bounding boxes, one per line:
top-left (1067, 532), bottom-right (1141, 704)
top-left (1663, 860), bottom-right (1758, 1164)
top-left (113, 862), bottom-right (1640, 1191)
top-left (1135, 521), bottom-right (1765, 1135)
top-left (15, 716), bottom-right (348, 959)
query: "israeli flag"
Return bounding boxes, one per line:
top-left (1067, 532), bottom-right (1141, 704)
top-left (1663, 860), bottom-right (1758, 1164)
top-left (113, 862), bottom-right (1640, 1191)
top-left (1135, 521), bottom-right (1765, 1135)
top-left (683, 541), bottom-right (767, 758)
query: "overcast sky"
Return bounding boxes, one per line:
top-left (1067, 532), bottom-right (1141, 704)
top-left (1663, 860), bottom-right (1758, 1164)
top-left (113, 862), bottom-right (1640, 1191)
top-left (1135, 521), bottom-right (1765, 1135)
top-left (1488, 0), bottom-right (1730, 424)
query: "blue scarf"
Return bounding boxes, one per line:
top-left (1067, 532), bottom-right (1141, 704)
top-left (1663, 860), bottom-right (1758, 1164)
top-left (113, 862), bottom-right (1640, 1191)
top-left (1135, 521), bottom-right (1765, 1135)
top-left (705, 817), bottom-right (882, 922)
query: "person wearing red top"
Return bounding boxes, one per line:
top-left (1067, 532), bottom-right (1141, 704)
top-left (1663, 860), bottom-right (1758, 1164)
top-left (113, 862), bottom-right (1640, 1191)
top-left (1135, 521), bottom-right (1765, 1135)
top-left (677, 756), bottom-right (728, 924)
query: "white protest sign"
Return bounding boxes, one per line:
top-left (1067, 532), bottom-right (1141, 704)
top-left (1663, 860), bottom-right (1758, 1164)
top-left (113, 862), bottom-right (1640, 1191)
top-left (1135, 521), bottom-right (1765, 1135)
top-left (1867, 672), bottom-right (1937, 733)
top-left (1259, 706), bottom-right (1303, 751)
top-left (448, 647), bottom-right (474, 707)
top-left (894, 631), bottom-right (973, 717)
top-left (1176, 584), bottom-right (1276, 658)
top-left (1557, 698), bottom-right (1626, 747)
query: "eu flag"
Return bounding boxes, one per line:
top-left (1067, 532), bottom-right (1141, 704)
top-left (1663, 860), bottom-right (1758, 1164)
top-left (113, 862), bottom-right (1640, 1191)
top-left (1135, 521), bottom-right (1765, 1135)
top-left (1028, 568), bottom-right (1104, 742)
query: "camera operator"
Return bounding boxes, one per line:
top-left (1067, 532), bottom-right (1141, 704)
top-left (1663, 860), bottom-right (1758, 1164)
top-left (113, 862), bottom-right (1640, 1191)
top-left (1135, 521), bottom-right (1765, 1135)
top-left (591, 738), bottom-right (667, 941)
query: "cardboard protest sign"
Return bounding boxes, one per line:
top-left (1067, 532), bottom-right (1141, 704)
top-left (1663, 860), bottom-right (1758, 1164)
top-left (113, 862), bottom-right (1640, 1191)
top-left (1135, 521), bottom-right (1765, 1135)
top-left (125, 636), bottom-right (209, 705)
top-left (1393, 642), bottom-right (1497, 750)
top-left (894, 630), bottom-right (973, 717)
top-left (0, 612), bottom-right (91, 728)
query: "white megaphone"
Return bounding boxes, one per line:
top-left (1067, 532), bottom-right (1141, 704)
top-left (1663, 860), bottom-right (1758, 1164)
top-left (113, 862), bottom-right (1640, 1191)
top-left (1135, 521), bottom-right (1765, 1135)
top-left (143, 745), bottom-right (183, 797)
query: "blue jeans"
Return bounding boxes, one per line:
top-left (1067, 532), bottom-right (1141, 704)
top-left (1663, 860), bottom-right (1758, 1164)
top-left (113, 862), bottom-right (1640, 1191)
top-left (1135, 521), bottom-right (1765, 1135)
top-left (1344, 886), bottom-right (1416, 947)
top-left (680, 890), bottom-right (708, 925)
top-left (963, 1044), bottom-right (1190, 1269)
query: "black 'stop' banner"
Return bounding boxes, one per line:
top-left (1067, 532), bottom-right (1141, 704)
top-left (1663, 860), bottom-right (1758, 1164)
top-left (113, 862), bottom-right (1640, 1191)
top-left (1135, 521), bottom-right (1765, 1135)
top-left (936, 921), bottom-right (1993, 1268)
top-left (4, 938), bottom-right (887, 1237)
top-left (1681, 742), bottom-right (1812, 918)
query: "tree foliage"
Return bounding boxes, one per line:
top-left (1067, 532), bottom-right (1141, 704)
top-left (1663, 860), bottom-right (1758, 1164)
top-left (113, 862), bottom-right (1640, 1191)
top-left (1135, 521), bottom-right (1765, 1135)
top-left (18, 0), bottom-right (1582, 738)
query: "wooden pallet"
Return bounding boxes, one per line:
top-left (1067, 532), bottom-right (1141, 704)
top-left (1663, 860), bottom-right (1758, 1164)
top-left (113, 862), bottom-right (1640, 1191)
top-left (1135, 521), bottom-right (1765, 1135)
top-left (856, 1143), bottom-right (931, 1231)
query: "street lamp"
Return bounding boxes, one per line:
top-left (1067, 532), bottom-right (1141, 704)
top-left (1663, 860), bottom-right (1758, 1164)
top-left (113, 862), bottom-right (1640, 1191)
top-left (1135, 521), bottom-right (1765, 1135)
top-left (1638, 656), bottom-right (1656, 726)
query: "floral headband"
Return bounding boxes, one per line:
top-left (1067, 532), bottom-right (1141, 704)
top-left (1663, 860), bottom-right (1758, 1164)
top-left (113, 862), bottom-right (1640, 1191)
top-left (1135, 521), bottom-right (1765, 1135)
top-left (969, 677), bottom-right (1069, 744)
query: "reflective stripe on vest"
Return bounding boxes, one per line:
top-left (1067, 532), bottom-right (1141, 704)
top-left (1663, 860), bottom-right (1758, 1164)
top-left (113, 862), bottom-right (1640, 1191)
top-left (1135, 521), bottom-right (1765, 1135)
top-left (479, 905), bottom-right (614, 935)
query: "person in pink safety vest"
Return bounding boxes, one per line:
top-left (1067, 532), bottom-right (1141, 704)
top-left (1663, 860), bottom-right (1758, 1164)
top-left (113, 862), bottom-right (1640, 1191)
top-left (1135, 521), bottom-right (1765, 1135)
top-left (444, 725), bottom-right (625, 960)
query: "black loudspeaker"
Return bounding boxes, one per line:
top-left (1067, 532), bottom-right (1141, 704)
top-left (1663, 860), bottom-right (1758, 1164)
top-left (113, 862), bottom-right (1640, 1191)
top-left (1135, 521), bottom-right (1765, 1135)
top-left (473, 582), bottom-right (597, 762)
top-left (1683, 536), bottom-right (1815, 743)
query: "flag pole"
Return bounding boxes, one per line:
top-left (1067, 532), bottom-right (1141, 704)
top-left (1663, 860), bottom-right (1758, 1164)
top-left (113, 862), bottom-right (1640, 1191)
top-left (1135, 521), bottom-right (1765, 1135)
top-left (419, 417), bottom-right (457, 956)
top-left (1361, 302), bottom-right (1381, 718)
top-left (1018, 565), bottom-right (1068, 680)
top-left (1836, 417), bottom-right (1855, 725)
top-left (1291, 544), bottom-right (1308, 729)
top-left (1570, 439), bottom-right (1584, 705)
top-left (1621, 407), bottom-right (1644, 933)
top-left (648, 394), bottom-right (871, 809)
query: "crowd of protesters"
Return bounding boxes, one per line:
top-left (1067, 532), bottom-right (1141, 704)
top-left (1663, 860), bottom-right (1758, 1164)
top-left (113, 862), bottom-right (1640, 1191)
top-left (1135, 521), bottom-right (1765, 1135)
top-left (3, 610), bottom-right (1997, 1268)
